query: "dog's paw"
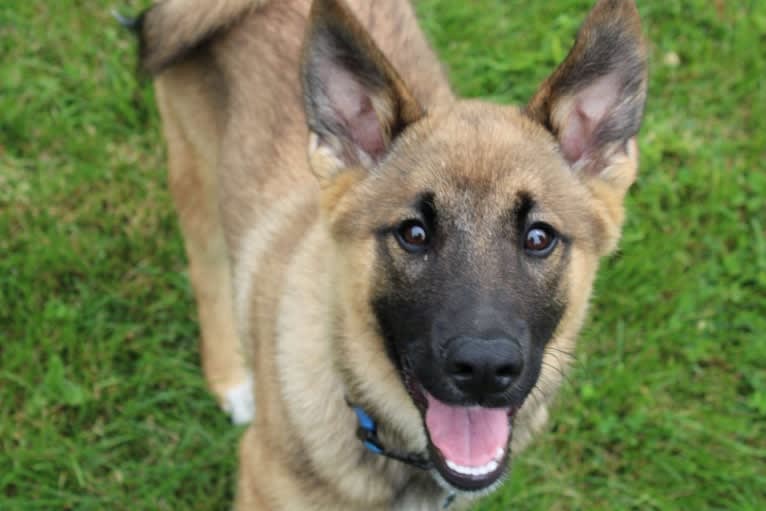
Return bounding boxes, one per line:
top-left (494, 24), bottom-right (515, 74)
top-left (221, 374), bottom-right (255, 425)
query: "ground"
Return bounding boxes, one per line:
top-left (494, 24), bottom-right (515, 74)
top-left (1, 0), bottom-right (764, 509)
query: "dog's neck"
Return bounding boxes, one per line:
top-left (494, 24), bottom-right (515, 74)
top-left (349, 403), bottom-right (460, 508)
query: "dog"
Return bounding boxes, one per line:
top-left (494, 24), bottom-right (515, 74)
top-left (136, 0), bottom-right (647, 508)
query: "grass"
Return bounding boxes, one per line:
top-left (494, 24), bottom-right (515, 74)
top-left (1, 0), bottom-right (764, 509)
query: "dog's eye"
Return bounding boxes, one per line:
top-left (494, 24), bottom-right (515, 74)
top-left (524, 223), bottom-right (557, 256)
top-left (396, 220), bottom-right (430, 253)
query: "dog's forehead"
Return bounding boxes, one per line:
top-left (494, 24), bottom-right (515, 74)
top-left (386, 101), bottom-right (588, 218)
top-left (341, 101), bottom-right (598, 242)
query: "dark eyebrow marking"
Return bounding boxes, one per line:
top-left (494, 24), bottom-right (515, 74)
top-left (416, 191), bottom-right (437, 229)
top-left (373, 190), bottom-right (437, 237)
top-left (512, 191), bottom-right (535, 234)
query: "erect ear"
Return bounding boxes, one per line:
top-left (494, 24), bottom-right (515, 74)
top-left (301, 0), bottom-right (423, 178)
top-left (527, 0), bottom-right (647, 178)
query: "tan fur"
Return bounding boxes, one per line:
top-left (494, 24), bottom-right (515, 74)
top-left (145, 0), bottom-right (645, 508)
top-left (154, 54), bottom-right (252, 406)
top-left (140, 0), bottom-right (265, 73)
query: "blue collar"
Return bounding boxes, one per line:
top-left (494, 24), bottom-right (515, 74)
top-left (351, 406), bottom-right (432, 470)
top-left (350, 405), bottom-right (457, 509)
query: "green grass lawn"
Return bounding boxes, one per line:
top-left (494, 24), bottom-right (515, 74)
top-left (1, 0), bottom-right (764, 509)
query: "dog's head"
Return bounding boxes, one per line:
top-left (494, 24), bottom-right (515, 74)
top-left (301, 0), bottom-right (646, 494)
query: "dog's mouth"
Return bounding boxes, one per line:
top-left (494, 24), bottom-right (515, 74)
top-left (406, 379), bottom-right (514, 492)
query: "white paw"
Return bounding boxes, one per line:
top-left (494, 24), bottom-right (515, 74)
top-left (221, 374), bottom-right (255, 425)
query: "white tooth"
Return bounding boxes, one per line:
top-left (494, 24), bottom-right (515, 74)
top-left (445, 458), bottom-right (503, 477)
top-left (448, 460), bottom-right (468, 475)
top-left (495, 447), bottom-right (505, 460)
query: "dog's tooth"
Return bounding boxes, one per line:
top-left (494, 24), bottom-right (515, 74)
top-left (446, 458), bottom-right (502, 477)
top-left (495, 447), bottom-right (505, 460)
top-left (479, 461), bottom-right (495, 475)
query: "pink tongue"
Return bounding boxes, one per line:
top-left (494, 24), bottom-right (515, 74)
top-left (425, 392), bottom-right (509, 467)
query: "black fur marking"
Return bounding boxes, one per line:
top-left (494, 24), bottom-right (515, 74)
top-left (134, 6), bottom-right (154, 72)
top-left (113, 8), bottom-right (151, 82)
top-left (112, 10), bottom-right (141, 32)
top-left (511, 192), bottom-right (535, 241)
top-left (417, 192), bottom-right (437, 233)
top-left (372, 192), bottom-right (567, 410)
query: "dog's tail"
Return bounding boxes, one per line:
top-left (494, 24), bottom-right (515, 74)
top-left (127, 0), bottom-right (266, 75)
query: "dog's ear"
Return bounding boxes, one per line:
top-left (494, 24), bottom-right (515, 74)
top-left (527, 0), bottom-right (647, 183)
top-left (301, 0), bottom-right (423, 179)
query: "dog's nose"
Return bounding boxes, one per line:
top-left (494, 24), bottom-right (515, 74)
top-left (445, 336), bottom-right (523, 398)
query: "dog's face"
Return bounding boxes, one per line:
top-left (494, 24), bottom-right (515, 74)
top-left (302, 0), bottom-right (646, 494)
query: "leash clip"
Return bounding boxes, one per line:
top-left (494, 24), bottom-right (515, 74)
top-left (348, 402), bottom-right (432, 471)
top-left (353, 407), bottom-right (385, 454)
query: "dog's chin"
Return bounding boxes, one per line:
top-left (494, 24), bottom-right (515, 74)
top-left (403, 376), bottom-right (516, 493)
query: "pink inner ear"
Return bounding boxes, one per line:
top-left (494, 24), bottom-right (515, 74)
top-left (560, 73), bottom-right (621, 164)
top-left (323, 66), bottom-right (385, 159)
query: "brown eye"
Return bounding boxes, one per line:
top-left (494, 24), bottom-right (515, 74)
top-left (524, 223), bottom-right (557, 256)
top-left (396, 220), bottom-right (430, 253)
